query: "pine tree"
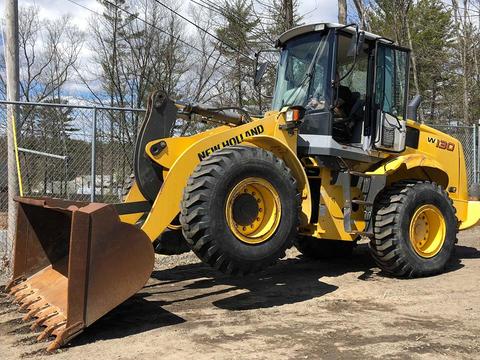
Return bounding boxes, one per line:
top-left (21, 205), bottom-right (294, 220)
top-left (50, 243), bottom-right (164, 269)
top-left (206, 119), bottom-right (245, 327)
top-left (216, 0), bottom-right (259, 107)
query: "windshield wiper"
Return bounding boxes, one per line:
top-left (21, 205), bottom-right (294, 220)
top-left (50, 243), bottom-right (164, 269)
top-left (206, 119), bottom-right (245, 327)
top-left (282, 40), bottom-right (325, 107)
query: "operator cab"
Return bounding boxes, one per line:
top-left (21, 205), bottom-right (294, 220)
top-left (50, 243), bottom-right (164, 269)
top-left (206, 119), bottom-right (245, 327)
top-left (264, 23), bottom-right (410, 163)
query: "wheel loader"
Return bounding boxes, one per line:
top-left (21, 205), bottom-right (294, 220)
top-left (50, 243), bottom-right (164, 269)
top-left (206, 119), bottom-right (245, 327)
top-left (6, 23), bottom-right (480, 351)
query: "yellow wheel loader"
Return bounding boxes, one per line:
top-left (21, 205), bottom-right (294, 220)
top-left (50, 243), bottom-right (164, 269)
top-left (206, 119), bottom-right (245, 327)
top-left (6, 23), bottom-right (480, 351)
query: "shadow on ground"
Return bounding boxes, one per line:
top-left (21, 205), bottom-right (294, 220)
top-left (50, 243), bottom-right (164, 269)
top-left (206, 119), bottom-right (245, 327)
top-left (4, 242), bottom-right (477, 352)
top-left (147, 244), bottom-right (381, 311)
top-left (68, 293), bottom-right (185, 347)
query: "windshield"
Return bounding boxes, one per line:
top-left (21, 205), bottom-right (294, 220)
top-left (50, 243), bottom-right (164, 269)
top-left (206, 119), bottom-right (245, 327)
top-left (272, 32), bottom-right (330, 111)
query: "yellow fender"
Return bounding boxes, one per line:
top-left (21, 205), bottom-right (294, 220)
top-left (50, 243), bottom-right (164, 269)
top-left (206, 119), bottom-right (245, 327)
top-left (138, 115), bottom-right (312, 241)
top-left (368, 153), bottom-right (449, 188)
top-left (140, 118), bottom-right (277, 241)
top-left (369, 153), bottom-right (480, 230)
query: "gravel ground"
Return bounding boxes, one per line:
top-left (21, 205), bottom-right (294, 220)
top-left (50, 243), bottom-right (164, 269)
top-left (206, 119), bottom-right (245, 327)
top-left (0, 227), bottom-right (479, 359)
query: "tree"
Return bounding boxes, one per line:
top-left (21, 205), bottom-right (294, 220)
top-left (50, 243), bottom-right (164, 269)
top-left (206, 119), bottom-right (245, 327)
top-left (408, 0), bottom-right (452, 122)
top-left (449, 0), bottom-right (480, 125)
top-left (215, 0), bottom-right (259, 107)
top-left (0, 6), bottom-right (84, 128)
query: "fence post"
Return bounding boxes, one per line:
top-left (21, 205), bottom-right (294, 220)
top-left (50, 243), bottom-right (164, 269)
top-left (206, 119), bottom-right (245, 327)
top-left (477, 120), bottom-right (480, 185)
top-left (5, 0), bottom-right (20, 274)
top-left (473, 124), bottom-right (477, 186)
top-left (90, 107), bottom-right (97, 202)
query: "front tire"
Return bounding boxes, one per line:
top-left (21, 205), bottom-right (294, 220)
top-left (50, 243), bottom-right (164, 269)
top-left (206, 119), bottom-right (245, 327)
top-left (370, 181), bottom-right (457, 278)
top-left (180, 145), bottom-right (300, 275)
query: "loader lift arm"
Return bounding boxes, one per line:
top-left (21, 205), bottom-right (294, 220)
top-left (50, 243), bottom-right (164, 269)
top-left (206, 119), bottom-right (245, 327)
top-left (133, 91), bottom-right (249, 204)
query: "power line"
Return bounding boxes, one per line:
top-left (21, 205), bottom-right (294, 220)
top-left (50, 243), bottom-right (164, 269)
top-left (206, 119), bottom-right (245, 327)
top-left (151, 0), bottom-right (255, 61)
top-left (199, 0), bottom-right (276, 21)
top-left (64, 0), bottom-right (243, 75)
top-left (190, 0), bottom-right (272, 52)
top-left (192, 0), bottom-right (275, 40)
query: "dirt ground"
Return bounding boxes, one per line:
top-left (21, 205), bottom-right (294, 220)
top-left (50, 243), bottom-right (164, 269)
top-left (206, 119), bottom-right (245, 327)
top-left (1, 228), bottom-right (479, 360)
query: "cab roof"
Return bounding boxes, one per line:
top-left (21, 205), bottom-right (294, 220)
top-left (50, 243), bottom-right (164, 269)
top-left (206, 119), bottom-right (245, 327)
top-left (276, 23), bottom-right (393, 48)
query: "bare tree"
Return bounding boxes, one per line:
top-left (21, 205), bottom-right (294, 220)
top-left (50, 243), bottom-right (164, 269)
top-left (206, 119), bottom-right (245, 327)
top-left (12, 7), bottom-right (83, 105)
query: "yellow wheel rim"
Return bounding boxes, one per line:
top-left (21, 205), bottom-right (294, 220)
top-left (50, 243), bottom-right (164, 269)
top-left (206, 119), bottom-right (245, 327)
top-left (409, 204), bottom-right (446, 258)
top-left (225, 177), bottom-right (282, 245)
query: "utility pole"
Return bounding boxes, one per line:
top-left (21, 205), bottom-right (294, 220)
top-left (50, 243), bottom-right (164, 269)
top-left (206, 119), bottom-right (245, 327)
top-left (284, 0), bottom-right (294, 30)
top-left (4, 0), bottom-right (20, 272)
top-left (338, 0), bottom-right (347, 24)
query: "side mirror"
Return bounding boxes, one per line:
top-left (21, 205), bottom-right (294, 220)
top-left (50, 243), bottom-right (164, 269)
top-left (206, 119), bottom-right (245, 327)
top-left (407, 95), bottom-right (422, 121)
top-left (254, 62), bottom-right (268, 88)
top-left (347, 31), bottom-right (365, 57)
top-left (356, 31), bottom-right (365, 55)
top-left (347, 32), bottom-right (358, 58)
top-left (253, 49), bottom-right (279, 88)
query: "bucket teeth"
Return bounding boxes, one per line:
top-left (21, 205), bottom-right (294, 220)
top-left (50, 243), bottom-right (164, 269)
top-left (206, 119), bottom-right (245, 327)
top-left (22, 299), bottom-right (48, 321)
top-left (7, 280), bottom-right (70, 352)
top-left (5, 278), bottom-right (25, 292)
top-left (18, 294), bottom-right (41, 310)
top-left (9, 283), bottom-right (27, 296)
top-left (46, 334), bottom-right (65, 352)
top-left (31, 307), bottom-right (58, 330)
top-left (52, 324), bottom-right (67, 338)
top-left (14, 288), bottom-right (34, 303)
top-left (37, 315), bottom-right (66, 341)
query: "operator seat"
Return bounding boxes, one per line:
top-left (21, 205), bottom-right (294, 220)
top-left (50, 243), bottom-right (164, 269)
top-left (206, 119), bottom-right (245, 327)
top-left (333, 91), bottom-right (362, 143)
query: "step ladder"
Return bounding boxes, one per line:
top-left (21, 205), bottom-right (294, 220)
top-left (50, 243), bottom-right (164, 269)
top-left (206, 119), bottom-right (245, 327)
top-left (340, 170), bottom-right (386, 237)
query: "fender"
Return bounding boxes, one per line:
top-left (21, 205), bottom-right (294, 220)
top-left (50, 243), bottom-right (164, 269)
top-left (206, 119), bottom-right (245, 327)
top-left (139, 118), bottom-right (279, 241)
top-left (368, 153), bottom-right (480, 228)
top-left (243, 135), bottom-right (312, 226)
top-left (368, 153), bottom-right (449, 188)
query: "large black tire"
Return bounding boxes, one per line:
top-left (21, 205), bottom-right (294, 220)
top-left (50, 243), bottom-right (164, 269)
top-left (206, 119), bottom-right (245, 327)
top-left (180, 145), bottom-right (300, 275)
top-left (370, 181), bottom-right (457, 278)
top-left (295, 236), bottom-right (354, 259)
top-left (122, 173), bottom-right (137, 200)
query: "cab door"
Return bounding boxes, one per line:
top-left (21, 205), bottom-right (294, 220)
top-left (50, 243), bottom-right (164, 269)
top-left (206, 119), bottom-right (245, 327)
top-left (373, 42), bottom-right (410, 152)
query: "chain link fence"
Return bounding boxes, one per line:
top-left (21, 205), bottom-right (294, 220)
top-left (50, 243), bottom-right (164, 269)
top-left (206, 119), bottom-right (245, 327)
top-left (0, 101), bottom-right (145, 227)
top-left (1, 102), bottom-right (479, 230)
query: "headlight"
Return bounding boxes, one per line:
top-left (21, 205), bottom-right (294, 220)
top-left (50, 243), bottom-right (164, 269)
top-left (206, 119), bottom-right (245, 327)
top-left (286, 108), bottom-right (301, 122)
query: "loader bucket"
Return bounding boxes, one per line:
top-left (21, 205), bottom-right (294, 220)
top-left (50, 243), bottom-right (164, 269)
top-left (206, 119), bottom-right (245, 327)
top-left (5, 197), bottom-right (155, 351)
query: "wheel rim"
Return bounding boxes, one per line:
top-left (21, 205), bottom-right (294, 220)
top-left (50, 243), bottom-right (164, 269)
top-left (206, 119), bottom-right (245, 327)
top-left (409, 204), bottom-right (446, 258)
top-left (225, 177), bottom-right (282, 245)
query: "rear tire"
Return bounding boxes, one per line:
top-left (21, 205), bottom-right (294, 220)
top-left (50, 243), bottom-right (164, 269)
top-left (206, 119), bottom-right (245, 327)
top-left (295, 237), bottom-right (354, 259)
top-left (180, 145), bottom-right (300, 275)
top-left (370, 181), bottom-right (457, 278)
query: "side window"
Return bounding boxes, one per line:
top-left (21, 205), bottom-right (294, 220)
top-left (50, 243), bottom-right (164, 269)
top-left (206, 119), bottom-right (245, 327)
top-left (334, 34), bottom-right (369, 121)
top-left (374, 43), bottom-right (409, 152)
top-left (375, 46), bottom-right (408, 119)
